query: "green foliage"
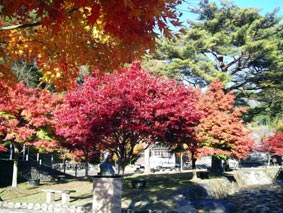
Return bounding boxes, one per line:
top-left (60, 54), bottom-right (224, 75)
top-left (214, 154), bottom-right (228, 160)
top-left (36, 129), bottom-right (51, 140)
top-left (143, 1), bottom-right (283, 120)
top-left (276, 121), bottom-right (283, 132)
top-left (12, 61), bottom-right (42, 88)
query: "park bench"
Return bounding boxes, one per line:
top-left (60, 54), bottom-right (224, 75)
top-left (41, 189), bottom-right (76, 204)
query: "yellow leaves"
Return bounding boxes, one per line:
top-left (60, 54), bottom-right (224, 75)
top-left (182, 143), bottom-right (189, 150)
top-left (91, 15), bottom-right (111, 44)
top-left (84, 25), bottom-right (91, 31)
top-left (133, 143), bottom-right (144, 155)
top-left (92, 27), bottom-right (111, 43)
top-left (42, 71), bottom-right (54, 84)
top-left (82, 12), bottom-right (112, 44)
top-left (56, 72), bottom-right (62, 78)
top-left (17, 49), bottom-right (24, 56)
top-left (1, 0), bottom-right (182, 90)
top-left (42, 69), bottom-right (62, 85)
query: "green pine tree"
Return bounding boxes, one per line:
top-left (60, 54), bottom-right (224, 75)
top-left (143, 1), bottom-right (283, 117)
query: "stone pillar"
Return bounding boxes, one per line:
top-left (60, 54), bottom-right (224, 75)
top-left (61, 192), bottom-right (70, 204)
top-left (46, 192), bottom-right (54, 203)
top-left (144, 145), bottom-right (151, 174)
top-left (92, 176), bottom-right (122, 213)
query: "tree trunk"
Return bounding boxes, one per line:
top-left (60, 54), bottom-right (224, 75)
top-left (116, 157), bottom-right (126, 176)
top-left (83, 150), bottom-right (89, 177)
top-left (223, 159), bottom-right (229, 172)
top-left (210, 155), bottom-right (223, 176)
top-left (116, 150), bottom-right (127, 175)
top-left (85, 161), bottom-right (89, 177)
top-left (121, 165), bottom-right (125, 176)
top-left (180, 152), bottom-right (184, 172)
top-left (117, 162), bottom-right (121, 175)
top-left (191, 153), bottom-right (197, 179)
top-left (12, 145), bottom-right (19, 188)
top-left (267, 154), bottom-right (271, 167)
top-left (191, 157), bottom-right (196, 170)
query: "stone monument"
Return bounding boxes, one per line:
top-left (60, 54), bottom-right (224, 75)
top-left (93, 152), bottom-right (122, 213)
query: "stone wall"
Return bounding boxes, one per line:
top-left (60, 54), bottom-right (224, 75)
top-left (232, 167), bottom-right (280, 187)
top-left (172, 167), bottom-right (283, 212)
top-left (197, 167), bottom-right (282, 198)
top-left (0, 160), bottom-right (74, 187)
top-left (196, 177), bottom-right (240, 199)
top-left (0, 201), bottom-right (88, 213)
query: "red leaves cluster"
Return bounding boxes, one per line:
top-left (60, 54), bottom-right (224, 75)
top-left (196, 80), bottom-right (254, 159)
top-left (0, 81), bottom-right (61, 150)
top-left (54, 66), bottom-right (254, 167)
top-left (1, 0), bottom-right (181, 39)
top-left (0, 62), bottom-right (254, 166)
top-left (1, 0), bottom-right (182, 89)
top-left (0, 62), bottom-right (255, 167)
top-left (55, 62), bottom-right (201, 169)
top-left (259, 132), bottom-right (283, 156)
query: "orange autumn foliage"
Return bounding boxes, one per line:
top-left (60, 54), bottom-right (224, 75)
top-left (0, 0), bottom-right (182, 90)
top-left (196, 79), bottom-right (254, 159)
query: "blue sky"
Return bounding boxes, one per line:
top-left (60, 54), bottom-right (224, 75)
top-left (233, 0), bottom-right (282, 14)
top-left (178, 0), bottom-right (283, 25)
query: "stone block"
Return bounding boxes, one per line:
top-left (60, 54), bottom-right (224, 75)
top-left (92, 176), bottom-right (122, 213)
top-left (14, 202), bottom-right (22, 209)
top-left (21, 203), bottom-right (28, 209)
top-left (27, 203), bottom-right (34, 210)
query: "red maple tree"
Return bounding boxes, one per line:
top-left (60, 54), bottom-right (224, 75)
top-left (196, 79), bottom-right (254, 173)
top-left (0, 81), bottom-right (62, 187)
top-left (0, 0), bottom-right (182, 90)
top-left (259, 131), bottom-right (283, 157)
top-left (55, 62), bottom-right (201, 174)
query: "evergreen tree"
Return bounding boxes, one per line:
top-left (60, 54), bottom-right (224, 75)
top-left (143, 1), bottom-right (283, 112)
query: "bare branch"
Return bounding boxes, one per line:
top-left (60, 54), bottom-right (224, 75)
top-left (0, 22), bottom-right (41, 31)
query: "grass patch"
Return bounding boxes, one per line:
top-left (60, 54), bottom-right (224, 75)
top-left (0, 178), bottom-right (93, 208)
top-left (122, 172), bottom-right (194, 210)
top-left (0, 172), bottom-right (194, 211)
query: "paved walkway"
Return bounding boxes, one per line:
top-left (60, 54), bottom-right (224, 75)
top-left (225, 182), bottom-right (283, 213)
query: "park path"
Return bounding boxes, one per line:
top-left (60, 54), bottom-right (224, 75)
top-left (224, 182), bottom-right (283, 212)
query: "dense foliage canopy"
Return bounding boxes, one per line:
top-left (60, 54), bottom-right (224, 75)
top-left (143, 1), bottom-right (283, 117)
top-left (0, 80), bottom-right (61, 186)
top-left (259, 131), bottom-right (283, 156)
top-left (196, 79), bottom-right (254, 160)
top-left (0, 0), bottom-right (182, 90)
top-left (55, 62), bottom-right (201, 174)
top-left (0, 0), bottom-right (266, 179)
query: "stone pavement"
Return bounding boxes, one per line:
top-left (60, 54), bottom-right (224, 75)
top-left (172, 177), bottom-right (283, 213)
top-left (225, 182), bottom-right (283, 213)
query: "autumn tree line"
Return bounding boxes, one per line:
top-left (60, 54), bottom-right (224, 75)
top-left (0, 62), bottom-right (253, 187)
top-left (1, 0), bottom-right (283, 187)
